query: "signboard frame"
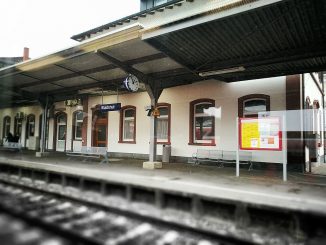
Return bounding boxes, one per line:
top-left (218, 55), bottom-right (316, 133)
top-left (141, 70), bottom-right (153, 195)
top-left (239, 117), bottom-right (282, 151)
top-left (236, 116), bottom-right (287, 181)
top-left (100, 103), bottom-right (121, 112)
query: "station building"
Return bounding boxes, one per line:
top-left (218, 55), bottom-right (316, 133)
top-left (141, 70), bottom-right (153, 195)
top-left (0, 0), bottom-right (325, 172)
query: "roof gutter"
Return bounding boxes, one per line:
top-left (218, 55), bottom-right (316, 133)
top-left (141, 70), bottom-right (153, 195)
top-left (71, 0), bottom-right (191, 41)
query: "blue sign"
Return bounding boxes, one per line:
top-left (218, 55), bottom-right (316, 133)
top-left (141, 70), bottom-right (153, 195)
top-left (100, 103), bottom-right (121, 112)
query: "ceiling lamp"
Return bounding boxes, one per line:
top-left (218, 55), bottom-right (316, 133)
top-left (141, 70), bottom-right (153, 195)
top-left (199, 66), bottom-right (245, 77)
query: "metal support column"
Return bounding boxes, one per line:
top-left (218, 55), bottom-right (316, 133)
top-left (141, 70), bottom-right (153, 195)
top-left (145, 83), bottom-right (162, 163)
top-left (40, 100), bottom-right (48, 153)
top-left (149, 97), bottom-right (158, 162)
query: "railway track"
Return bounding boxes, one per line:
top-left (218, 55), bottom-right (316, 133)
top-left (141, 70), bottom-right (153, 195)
top-left (0, 181), bottom-right (248, 245)
top-left (2, 162), bottom-right (325, 244)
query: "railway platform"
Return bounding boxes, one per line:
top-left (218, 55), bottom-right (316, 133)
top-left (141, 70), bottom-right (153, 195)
top-left (0, 150), bottom-right (326, 214)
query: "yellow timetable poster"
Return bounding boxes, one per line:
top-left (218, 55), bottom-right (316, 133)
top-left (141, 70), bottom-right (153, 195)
top-left (240, 118), bottom-right (281, 151)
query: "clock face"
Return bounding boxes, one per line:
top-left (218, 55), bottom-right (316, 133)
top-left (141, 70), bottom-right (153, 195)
top-left (124, 74), bottom-right (139, 92)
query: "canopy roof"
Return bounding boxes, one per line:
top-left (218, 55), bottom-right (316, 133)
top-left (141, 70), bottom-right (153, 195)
top-left (0, 0), bottom-right (325, 109)
top-left (145, 0), bottom-right (326, 82)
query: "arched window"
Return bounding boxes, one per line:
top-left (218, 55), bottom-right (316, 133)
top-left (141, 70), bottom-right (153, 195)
top-left (73, 111), bottom-right (83, 140)
top-left (238, 94), bottom-right (270, 118)
top-left (26, 114), bottom-right (35, 139)
top-left (157, 103), bottom-right (171, 144)
top-left (189, 99), bottom-right (215, 145)
top-left (2, 116), bottom-right (11, 138)
top-left (119, 106), bottom-right (136, 143)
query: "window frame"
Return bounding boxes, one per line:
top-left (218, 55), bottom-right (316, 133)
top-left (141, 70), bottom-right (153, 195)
top-left (73, 110), bottom-right (84, 141)
top-left (156, 103), bottom-right (171, 145)
top-left (119, 106), bottom-right (136, 144)
top-left (26, 114), bottom-right (35, 139)
top-left (189, 99), bottom-right (216, 146)
top-left (238, 94), bottom-right (270, 118)
top-left (2, 116), bottom-right (11, 138)
top-left (14, 117), bottom-right (23, 138)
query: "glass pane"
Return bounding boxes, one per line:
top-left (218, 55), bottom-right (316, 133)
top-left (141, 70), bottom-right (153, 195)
top-left (5, 125), bottom-right (10, 137)
top-left (125, 109), bottom-right (135, 118)
top-left (159, 107), bottom-right (168, 116)
top-left (75, 122), bottom-right (82, 139)
top-left (157, 118), bottom-right (168, 140)
top-left (195, 117), bottom-right (213, 140)
top-left (29, 123), bottom-right (35, 136)
top-left (15, 119), bottom-right (22, 136)
top-left (58, 115), bottom-right (66, 123)
top-left (97, 125), bottom-right (106, 141)
top-left (244, 99), bottom-right (266, 114)
top-left (154, 0), bottom-right (167, 6)
top-left (94, 111), bottom-right (107, 119)
top-left (76, 111), bottom-right (83, 120)
top-left (58, 125), bottom-right (66, 140)
top-left (124, 120), bottom-right (134, 140)
top-left (195, 103), bottom-right (211, 114)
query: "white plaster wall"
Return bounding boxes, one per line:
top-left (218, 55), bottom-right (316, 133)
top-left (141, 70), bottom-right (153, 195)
top-left (85, 77), bottom-right (286, 163)
top-left (88, 92), bottom-right (151, 154)
top-left (0, 105), bottom-right (42, 149)
top-left (159, 77), bottom-right (286, 163)
top-left (1, 77), bottom-right (286, 163)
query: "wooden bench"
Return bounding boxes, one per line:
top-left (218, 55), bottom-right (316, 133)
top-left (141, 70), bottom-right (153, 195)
top-left (1, 142), bottom-right (22, 152)
top-left (190, 149), bottom-right (253, 170)
top-left (66, 146), bottom-right (109, 164)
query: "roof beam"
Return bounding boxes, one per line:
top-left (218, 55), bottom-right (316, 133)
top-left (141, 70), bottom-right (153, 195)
top-left (0, 84), bottom-right (39, 101)
top-left (125, 53), bottom-right (166, 66)
top-left (19, 64), bottom-right (117, 89)
top-left (47, 78), bottom-right (122, 96)
top-left (54, 64), bottom-right (102, 83)
top-left (17, 53), bottom-right (167, 89)
top-left (95, 50), bottom-right (150, 83)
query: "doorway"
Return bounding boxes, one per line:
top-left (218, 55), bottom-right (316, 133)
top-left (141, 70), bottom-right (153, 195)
top-left (55, 113), bottom-right (67, 152)
top-left (92, 110), bottom-right (107, 147)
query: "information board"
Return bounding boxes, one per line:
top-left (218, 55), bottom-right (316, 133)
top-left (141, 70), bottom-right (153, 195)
top-left (239, 117), bottom-right (282, 151)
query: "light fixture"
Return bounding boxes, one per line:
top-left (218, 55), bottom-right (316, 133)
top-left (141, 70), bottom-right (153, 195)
top-left (198, 66), bottom-right (245, 77)
top-left (78, 87), bottom-right (102, 94)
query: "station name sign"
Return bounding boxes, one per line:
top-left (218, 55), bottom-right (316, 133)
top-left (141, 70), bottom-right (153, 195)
top-left (100, 103), bottom-right (121, 112)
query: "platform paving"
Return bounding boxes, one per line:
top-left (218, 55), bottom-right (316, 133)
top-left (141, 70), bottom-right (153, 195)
top-left (1, 150), bottom-right (326, 215)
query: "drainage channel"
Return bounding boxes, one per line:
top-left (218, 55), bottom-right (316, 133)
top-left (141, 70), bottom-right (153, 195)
top-left (0, 180), bottom-right (249, 245)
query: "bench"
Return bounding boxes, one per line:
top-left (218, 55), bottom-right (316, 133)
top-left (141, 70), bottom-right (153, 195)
top-left (66, 146), bottom-right (109, 164)
top-left (190, 149), bottom-right (253, 170)
top-left (1, 142), bottom-right (23, 152)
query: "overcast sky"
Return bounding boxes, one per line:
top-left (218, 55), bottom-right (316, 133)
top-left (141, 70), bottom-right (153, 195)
top-left (0, 0), bottom-right (140, 58)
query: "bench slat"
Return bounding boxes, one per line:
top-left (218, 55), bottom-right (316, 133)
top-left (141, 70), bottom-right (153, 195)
top-left (190, 149), bottom-right (252, 170)
top-left (67, 146), bottom-right (109, 164)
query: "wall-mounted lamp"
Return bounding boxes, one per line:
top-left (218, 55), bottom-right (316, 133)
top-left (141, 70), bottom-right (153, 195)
top-left (199, 66), bottom-right (245, 77)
